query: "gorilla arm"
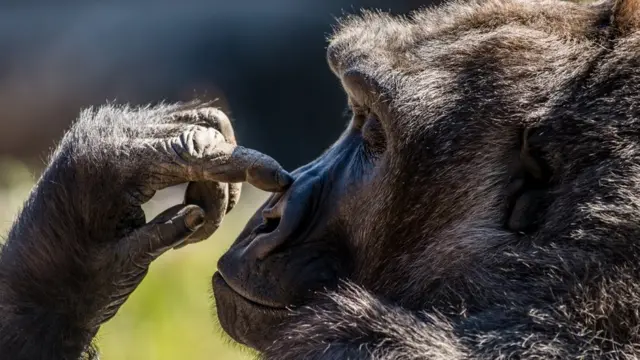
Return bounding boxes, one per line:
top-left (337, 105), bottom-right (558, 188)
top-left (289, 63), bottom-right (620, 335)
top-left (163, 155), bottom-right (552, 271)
top-left (0, 103), bottom-right (292, 360)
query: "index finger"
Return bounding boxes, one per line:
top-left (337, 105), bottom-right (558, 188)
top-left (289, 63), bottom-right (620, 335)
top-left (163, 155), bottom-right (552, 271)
top-left (140, 129), bottom-right (294, 193)
top-left (206, 145), bottom-right (294, 192)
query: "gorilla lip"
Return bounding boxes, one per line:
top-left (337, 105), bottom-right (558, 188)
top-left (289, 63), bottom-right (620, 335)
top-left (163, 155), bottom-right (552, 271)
top-left (213, 271), bottom-right (288, 310)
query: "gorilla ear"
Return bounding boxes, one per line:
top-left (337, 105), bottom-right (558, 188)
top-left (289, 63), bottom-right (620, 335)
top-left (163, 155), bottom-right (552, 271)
top-left (520, 128), bottom-right (545, 181)
top-left (611, 0), bottom-right (640, 35)
top-left (505, 128), bottom-right (551, 233)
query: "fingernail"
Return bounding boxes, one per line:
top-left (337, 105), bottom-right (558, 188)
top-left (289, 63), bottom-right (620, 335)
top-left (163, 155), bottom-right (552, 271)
top-left (184, 208), bottom-right (206, 231)
top-left (277, 170), bottom-right (294, 188)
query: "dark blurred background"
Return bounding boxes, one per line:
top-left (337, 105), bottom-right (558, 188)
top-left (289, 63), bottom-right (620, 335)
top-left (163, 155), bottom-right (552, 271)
top-left (0, 0), bottom-right (442, 171)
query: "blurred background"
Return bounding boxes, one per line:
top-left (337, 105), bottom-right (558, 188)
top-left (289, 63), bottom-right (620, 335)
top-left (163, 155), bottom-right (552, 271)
top-left (0, 1), bottom-right (440, 359)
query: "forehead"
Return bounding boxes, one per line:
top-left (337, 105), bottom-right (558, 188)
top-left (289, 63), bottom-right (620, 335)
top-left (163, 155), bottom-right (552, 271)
top-left (326, 0), bottom-right (606, 130)
top-left (327, 0), bottom-right (604, 78)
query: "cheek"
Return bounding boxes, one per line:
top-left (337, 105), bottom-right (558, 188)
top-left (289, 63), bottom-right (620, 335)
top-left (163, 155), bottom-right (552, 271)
top-left (338, 159), bottom-right (398, 262)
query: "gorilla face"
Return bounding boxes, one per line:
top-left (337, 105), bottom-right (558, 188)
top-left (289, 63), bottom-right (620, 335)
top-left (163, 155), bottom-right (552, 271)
top-left (214, 90), bottom-right (380, 347)
top-left (212, 0), bottom-right (590, 350)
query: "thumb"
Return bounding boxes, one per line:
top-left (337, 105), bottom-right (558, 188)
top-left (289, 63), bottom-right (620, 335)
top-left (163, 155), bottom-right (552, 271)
top-left (125, 204), bottom-right (205, 259)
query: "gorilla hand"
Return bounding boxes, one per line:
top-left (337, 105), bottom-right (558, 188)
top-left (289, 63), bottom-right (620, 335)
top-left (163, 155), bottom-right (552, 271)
top-left (83, 105), bottom-right (294, 327)
top-left (0, 102), bottom-right (292, 360)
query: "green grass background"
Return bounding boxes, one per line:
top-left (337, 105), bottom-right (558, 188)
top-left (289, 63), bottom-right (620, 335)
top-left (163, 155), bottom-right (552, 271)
top-left (0, 158), bottom-right (258, 360)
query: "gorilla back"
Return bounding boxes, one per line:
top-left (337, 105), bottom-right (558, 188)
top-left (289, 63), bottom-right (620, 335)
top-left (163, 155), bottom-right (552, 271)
top-left (214, 0), bottom-right (640, 359)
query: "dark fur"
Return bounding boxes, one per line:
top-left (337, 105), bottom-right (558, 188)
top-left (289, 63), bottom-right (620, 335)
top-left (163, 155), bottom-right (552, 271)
top-left (4, 0), bottom-right (640, 359)
top-left (257, 0), bottom-right (640, 358)
top-left (0, 103), bottom-right (208, 359)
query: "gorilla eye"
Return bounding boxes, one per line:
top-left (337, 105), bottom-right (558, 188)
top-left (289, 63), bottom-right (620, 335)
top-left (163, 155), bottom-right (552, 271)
top-left (347, 101), bottom-right (387, 154)
top-left (349, 104), bottom-right (369, 128)
top-left (361, 113), bottom-right (386, 154)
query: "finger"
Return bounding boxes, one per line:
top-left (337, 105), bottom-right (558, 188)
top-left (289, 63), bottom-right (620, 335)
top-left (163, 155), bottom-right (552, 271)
top-left (122, 204), bottom-right (205, 260)
top-left (203, 145), bottom-right (294, 192)
top-left (139, 127), bottom-right (293, 192)
top-left (183, 181), bottom-right (228, 243)
top-left (137, 127), bottom-right (228, 190)
top-left (227, 182), bottom-right (242, 213)
top-left (169, 106), bottom-right (240, 213)
top-left (170, 106), bottom-right (236, 145)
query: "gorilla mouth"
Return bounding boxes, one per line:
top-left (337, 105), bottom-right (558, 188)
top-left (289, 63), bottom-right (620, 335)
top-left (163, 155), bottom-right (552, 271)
top-left (213, 271), bottom-right (288, 310)
top-left (213, 272), bottom-right (290, 349)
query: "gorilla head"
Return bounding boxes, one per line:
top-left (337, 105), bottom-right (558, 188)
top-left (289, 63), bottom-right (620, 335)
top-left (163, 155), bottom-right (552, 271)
top-left (214, 0), bottom-right (640, 355)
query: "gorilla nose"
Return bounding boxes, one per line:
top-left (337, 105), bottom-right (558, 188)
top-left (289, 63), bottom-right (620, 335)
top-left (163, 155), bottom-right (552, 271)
top-left (242, 179), bottom-right (314, 259)
top-left (261, 194), bottom-right (285, 222)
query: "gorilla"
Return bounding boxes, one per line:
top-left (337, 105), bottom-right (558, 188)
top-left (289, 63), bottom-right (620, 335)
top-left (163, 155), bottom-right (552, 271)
top-left (3, 0), bottom-right (640, 358)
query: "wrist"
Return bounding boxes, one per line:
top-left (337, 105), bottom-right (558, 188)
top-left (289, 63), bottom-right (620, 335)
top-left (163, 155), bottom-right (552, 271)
top-left (0, 211), bottom-right (104, 334)
top-left (0, 286), bottom-right (98, 359)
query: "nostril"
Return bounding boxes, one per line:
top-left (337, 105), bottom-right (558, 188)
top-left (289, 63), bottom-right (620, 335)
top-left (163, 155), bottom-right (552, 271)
top-left (255, 217), bottom-right (280, 234)
top-left (255, 193), bottom-right (286, 234)
top-left (262, 195), bottom-right (286, 218)
top-left (244, 182), bottom-right (313, 260)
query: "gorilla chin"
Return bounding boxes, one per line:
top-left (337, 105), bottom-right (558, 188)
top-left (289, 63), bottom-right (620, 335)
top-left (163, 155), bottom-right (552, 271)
top-left (213, 224), bottom-right (348, 351)
top-left (212, 272), bottom-right (288, 349)
top-left (213, 245), bottom-right (344, 350)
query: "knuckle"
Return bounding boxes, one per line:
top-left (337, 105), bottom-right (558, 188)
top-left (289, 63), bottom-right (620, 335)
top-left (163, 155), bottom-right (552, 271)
top-left (169, 106), bottom-right (235, 144)
top-left (171, 107), bottom-right (229, 126)
top-left (168, 127), bottom-right (225, 163)
top-left (148, 224), bottom-right (166, 247)
top-left (197, 107), bottom-right (229, 124)
top-left (195, 107), bottom-right (236, 143)
top-left (186, 127), bottom-right (226, 156)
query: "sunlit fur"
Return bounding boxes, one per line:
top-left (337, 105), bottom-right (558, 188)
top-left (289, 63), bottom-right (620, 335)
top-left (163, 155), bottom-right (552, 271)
top-left (263, 0), bottom-right (640, 358)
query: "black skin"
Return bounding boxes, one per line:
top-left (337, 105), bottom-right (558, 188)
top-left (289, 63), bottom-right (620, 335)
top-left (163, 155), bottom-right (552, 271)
top-left (6, 0), bottom-right (640, 359)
